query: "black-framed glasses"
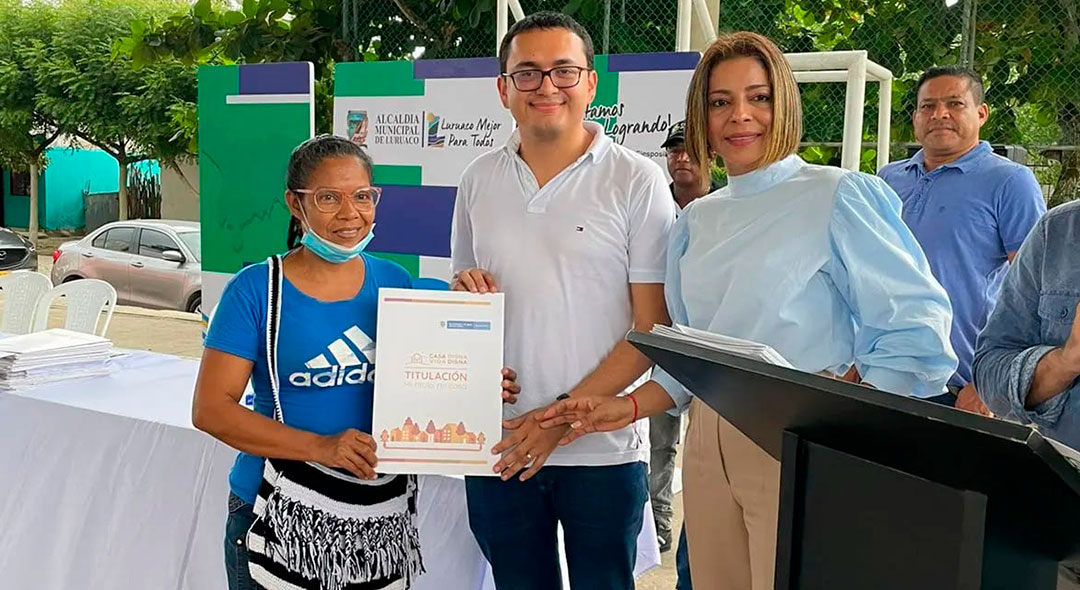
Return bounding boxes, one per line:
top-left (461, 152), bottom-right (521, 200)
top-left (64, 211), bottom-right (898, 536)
top-left (502, 66), bottom-right (591, 91)
top-left (293, 187), bottom-right (382, 213)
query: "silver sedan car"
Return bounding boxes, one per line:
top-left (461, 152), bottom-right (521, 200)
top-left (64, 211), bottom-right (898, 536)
top-left (52, 220), bottom-right (202, 312)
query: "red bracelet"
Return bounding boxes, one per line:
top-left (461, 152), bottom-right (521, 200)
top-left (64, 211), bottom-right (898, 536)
top-left (628, 393), bottom-right (639, 423)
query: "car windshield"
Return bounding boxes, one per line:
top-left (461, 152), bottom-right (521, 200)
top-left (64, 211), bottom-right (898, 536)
top-left (177, 230), bottom-right (201, 262)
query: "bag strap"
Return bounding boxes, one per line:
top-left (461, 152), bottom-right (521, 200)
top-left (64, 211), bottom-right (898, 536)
top-left (265, 255), bottom-right (285, 423)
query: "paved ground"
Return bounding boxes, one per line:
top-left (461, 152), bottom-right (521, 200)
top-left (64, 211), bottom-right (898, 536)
top-left (18, 231), bottom-right (687, 588)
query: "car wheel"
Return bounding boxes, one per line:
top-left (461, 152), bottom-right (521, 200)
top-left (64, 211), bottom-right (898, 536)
top-left (187, 293), bottom-right (202, 314)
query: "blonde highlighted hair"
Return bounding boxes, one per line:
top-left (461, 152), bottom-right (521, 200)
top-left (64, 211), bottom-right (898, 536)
top-left (684, 32), bottom-right (802, 188)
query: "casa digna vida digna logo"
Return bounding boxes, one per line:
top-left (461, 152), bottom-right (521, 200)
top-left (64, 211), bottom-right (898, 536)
top-left (401, 350), bottom-right (470, 391)
top-left (382, 348), bottom-right (486, 451)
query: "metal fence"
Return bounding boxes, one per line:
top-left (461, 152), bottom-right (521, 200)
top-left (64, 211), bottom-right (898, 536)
top-left (719, 0), bottom-right (1080, 205)
top-left (364, 0), bottom-right (1080, 204)
top-left (517, 0), bottom-right (679, 56)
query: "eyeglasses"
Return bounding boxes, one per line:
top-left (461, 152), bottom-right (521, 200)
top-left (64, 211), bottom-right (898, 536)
top-left (502, 66), bottom-right (591, 92)
top-left (293, 187), bottom-right (382, 213)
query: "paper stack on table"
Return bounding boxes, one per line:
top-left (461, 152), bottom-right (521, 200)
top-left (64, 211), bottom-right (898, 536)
top-left (0, 329), bottom-right (113, 391)
top-left (650, 324), bottom-right (794, 368)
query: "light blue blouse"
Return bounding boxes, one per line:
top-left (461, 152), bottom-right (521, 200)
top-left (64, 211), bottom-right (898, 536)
top-left (653, 155), bottom-right (958, 410)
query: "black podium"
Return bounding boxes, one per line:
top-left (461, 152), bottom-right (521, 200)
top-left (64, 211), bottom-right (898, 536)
top-left (628, 331), bottom-right (1080, 590)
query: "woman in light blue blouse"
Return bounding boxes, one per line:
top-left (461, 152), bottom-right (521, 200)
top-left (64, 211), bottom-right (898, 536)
top-left (541, 32), bottom-right (957, 589)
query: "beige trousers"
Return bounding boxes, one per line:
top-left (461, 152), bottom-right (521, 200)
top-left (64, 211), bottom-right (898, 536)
top-left (683, 397), bottom-right (781, 590)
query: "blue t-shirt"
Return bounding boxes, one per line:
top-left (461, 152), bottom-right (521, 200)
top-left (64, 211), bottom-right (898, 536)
top-left (879, 141), bottom-right (1046, 388)
top-left (204, 253), bottom-right (413, 503)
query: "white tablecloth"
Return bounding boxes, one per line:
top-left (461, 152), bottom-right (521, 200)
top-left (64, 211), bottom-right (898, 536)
top-left (0, 350), bottom-right (658, 589)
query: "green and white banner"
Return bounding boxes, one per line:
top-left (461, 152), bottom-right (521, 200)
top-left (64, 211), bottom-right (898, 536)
top-left (200, 54), bottom-right (697, 312)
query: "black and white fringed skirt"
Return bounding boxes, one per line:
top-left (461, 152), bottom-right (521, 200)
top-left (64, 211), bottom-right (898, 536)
top-left (246, 459), bottom-right (424, 590)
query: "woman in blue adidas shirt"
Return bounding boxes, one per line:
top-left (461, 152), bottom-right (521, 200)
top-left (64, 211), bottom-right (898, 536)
top-left (193, 135), bottom-right (520, 590)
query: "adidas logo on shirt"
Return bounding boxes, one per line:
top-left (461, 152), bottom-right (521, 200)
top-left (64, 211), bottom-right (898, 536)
top-left (288, 326), bottom-right (377, 388)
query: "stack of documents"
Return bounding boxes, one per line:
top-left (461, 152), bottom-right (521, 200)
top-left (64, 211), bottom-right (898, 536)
top-left (0, 329), bottom-right (113, 391)
top-left (650, 324), bottom-right (794, 368)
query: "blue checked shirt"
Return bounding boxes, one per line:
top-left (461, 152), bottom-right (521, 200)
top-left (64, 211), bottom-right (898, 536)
top-left (974, 200), bottom-right (1080, 448)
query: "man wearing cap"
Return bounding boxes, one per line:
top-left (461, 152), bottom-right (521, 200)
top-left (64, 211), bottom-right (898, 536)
top-left (662, 120), bottom-right (724, 213)
top-left (649, 121), bottom-right (722, 590)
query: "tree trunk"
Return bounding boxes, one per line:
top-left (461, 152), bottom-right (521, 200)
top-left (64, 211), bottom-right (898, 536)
top-left (28, 163), bottom-right (40, 246)
top-left (1051, 0), bottom-right (1080, 209)
top-left (1051, 100), bottom-right (1080, 209)
top-left (118, 160), bottom-right (129, 220)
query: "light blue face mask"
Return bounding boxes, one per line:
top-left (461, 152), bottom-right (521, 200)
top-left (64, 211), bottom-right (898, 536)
top-left (299, 204), bottom-right (376, 264)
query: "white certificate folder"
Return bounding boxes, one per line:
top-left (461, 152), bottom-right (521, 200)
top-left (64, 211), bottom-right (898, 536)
top-left (372, 288), bottom-right (504, 476)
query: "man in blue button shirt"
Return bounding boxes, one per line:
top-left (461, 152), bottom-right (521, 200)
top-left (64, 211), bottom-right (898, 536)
top-left (972, 199), bottom-right (1080, 589)
top-left (973, 199), bottom-right (1080, 449)
top-left (879, 65), bottom-right (1046, 411)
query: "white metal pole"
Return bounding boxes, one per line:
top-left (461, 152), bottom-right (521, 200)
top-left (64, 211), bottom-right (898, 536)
top-left (691, 0), bottom-right (717, 43)
top-left (841, 52), bottom-right (868, 171)
top-left (877, 77), bottom-right (893, 172)
top-left (496, 0), bottom-right (508, 56)
top-left (676, 0), bottom-right (692, 51)
top-left (794, 71), bottom-right (851, 83)
top-left (785, 51), bottom-right (860, 70)
top-left (508, 0), bottom-right (525, 20)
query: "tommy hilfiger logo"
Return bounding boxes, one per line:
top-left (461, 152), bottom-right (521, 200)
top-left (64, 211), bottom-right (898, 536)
top-left (288, 326), bottom-right (376, 387)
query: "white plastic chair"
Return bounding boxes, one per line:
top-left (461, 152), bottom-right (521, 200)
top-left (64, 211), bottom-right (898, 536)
top-left (31, 279), bottom-right (117, 337)
top-left (0, 271), bottom-right (53, 335)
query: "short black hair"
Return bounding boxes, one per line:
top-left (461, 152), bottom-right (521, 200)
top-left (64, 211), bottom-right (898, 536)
top-left (498, 11), bottom-right (595, 74)
top-left (285, 134), bottom-right (374, 249)
top-left (915, 66), bottom-right (985, 104)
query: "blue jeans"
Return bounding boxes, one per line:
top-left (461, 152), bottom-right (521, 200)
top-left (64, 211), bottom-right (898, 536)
top-left (675, 523), bottom-right (692, 590)
top-left (224, 492), bottom-right (258, 590)
top-left (466, 462), bottom-right (648, 590)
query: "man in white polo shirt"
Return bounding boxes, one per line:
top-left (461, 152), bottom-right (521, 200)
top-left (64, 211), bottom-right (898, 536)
top-left (450, 11), bottom-right (676, 590)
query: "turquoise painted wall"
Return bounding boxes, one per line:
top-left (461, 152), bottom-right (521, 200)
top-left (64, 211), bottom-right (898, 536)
top-left (1, 148), bottom-right (160, 231)
top-left (1, 168), bottom-right (42, 230)
top-left (42, 148), bottom-right (117, 231)
top-left (5, 197), bottom-right (30, 229)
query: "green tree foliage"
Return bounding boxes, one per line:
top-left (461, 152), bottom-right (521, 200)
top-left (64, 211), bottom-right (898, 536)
top-left (0, 0), bottom-right (61, 170)
top-left (23, 0), bottom-right (195, 218)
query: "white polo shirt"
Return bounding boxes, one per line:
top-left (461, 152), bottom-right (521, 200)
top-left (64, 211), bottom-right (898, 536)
top-left (451, 121), bottom-right (676, 466)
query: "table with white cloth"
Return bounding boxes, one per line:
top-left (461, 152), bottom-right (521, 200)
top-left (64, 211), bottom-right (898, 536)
top-left (0, 349), bottom-right (659, 590)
